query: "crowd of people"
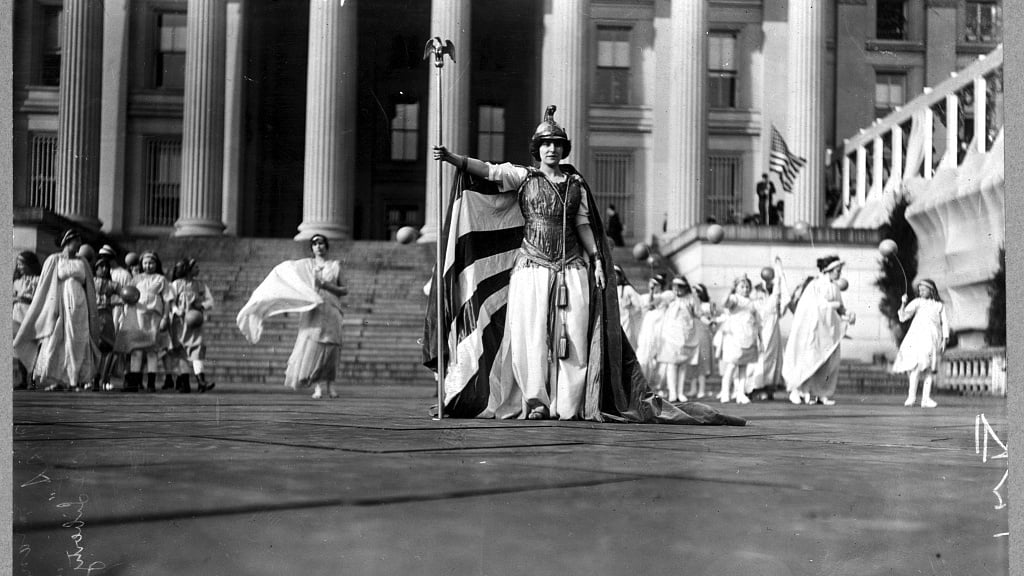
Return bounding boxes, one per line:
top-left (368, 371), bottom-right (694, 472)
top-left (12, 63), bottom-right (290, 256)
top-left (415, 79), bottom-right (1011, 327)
top-left (13, 230), bottom-right (216, 394)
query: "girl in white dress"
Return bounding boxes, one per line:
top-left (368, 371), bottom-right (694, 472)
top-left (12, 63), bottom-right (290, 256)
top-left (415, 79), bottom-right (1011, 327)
top-left (718, 275), bottom-right (761, 404)
top-left (685, 284), bottom-right (715, 399)
top-left (656, 277), bottom-right (700, 402)
top-left (892, 279), bottom-right (949, 408)
top-left (614, 265), bottom-right (643, 348)
top-left (635, 274), bottom-right (669, 394)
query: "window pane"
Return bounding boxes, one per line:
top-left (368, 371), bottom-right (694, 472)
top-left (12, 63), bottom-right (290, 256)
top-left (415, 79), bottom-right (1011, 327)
top-left (708, 33), bottom-right (736, 71)
top-left (43, 8), bottom-right (62, 51)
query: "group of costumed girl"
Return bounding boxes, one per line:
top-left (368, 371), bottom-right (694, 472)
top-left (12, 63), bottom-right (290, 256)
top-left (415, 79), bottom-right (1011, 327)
top-left (421, 105), bottom-right (743, 425)
top-left (632, 258), bottom-right (786, 405)
top-left (13, 230), bottom-right (215, 393)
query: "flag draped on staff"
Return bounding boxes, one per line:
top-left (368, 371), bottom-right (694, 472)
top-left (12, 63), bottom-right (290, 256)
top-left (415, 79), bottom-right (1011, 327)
top-left (422, 168), bottom-right (745, 425)
top-left (769, 125), bottom-right (806, 193)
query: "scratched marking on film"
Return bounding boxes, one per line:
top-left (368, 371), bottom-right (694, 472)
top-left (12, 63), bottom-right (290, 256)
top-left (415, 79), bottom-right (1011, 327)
top-left (975, 414), bottom-right (1008, 538)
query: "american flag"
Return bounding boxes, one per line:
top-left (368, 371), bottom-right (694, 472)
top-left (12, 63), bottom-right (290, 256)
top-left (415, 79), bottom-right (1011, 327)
top-left (769, 125), bottom-right (806, 193)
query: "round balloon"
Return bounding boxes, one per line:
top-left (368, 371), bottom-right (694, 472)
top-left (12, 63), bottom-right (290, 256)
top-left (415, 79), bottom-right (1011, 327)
top-left (124, 252), bottom-right (140, 267)
top-left (760, 266), bottom-right (775, 282)
top-left (77, 244), bottom-right (96, 264)
top-left (185, 309), bottom-right (205, 328)
top-left (396, 226), bottom-right (418, 244)
top-left (878, 239), bottom-right (898, 257)
top-left (792, 221), bottom-right (810, 238)
top-left (706, 224), bottom-right (725, 244)
top-left (632, 242), bottom-right (650, 261)
top-left (836, 278), bottom-right (849, 291)
top-left (120, 285), bottom-right (140, 305)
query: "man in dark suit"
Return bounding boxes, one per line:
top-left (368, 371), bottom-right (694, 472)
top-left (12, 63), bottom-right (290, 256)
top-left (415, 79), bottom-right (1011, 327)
top-left (756, 173), bottom-right (776, 226)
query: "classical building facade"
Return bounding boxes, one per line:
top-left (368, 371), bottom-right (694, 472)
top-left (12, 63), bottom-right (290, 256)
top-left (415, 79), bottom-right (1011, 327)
top-left (10, 0), bottom-right (1002, 248)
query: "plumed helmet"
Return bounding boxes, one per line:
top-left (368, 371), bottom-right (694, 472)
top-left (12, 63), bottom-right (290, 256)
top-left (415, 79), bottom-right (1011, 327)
top-left (529, 105), bottom-right (571, 161)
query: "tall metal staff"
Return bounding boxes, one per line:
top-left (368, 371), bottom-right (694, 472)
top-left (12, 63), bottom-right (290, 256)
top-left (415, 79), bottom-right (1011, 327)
top-left (424, 37), bottom-right (455, 420)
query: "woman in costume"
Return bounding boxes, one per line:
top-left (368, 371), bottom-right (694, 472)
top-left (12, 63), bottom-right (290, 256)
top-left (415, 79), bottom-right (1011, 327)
top-left (892, 278), bottom-right (948, 408)
top-left (782, 255), bottom-right (855, 406)
top-left (237, 234), bottom-right (348, 399)
top-left (12, 251), bottom-right (42, 389)
top-left (14, 230), bottom-right (101, 391)
top-left (92, 257), bottom-right (120, 391)
top-left (429, 106), bottom-right (743, 425)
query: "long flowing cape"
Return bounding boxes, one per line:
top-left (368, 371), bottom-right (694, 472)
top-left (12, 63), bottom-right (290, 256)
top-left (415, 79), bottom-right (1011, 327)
top-left (422, 167), bottom-right (745, 425)
top-left (236, 260), bottom-right (324, 344)
top-left (14, 253), bottom-right (101, 372)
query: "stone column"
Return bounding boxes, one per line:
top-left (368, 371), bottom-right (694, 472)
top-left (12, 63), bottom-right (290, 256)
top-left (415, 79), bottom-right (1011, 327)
top-left (665, 0), bottom-right (705, 231)
top-left (786, 0), bottom-right (826, 226)
top-left (222, 0), bottom-right (246, 236)
top-left (98, 0), bottom-right (130, 234)
top-left (175, 0), bottom-right (227, 236)
top-left (296, 0), bottom-right (357, 241)
top-left (54, 0), bottom-right (103, 229)
top-left (420, 0), bottom-right (471, 243)
top-left (540, 0), bottom-right (589, 169)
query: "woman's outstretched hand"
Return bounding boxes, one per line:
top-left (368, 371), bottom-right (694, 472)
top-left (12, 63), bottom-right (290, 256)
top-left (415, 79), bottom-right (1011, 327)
top-left (432, 146), bottom-right (448, 163)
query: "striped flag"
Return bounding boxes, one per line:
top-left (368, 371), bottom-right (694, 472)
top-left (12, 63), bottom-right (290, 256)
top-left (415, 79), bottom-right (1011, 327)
top-left (769, 125), bottom-right (806, 193)
top-left (422, 167), bottom-right (745, 425)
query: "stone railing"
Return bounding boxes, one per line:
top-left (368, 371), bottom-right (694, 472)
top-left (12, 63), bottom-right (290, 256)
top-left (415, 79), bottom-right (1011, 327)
top-left (938, 347), bottom-right (1006, 396)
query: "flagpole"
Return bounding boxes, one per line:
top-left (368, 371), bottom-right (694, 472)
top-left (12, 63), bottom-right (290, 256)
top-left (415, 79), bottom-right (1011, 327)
top-left (425, 38), bottom-right (454, 420)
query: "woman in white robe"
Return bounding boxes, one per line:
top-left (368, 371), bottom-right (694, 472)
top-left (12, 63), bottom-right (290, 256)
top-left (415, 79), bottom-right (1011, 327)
top-left (14, 230), bottom-right (100, 391)
top-left (782, 256), bottom-right (855, 406)
top-left (614, 265), bottom-right (644, 348)
top-left (237, 234), bottom-right (348, 399)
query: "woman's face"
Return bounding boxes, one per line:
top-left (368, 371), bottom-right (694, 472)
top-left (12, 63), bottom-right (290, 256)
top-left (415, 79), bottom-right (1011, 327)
top-left (736, 280), bottom-right (752, 297)
top-left (64, 238), bottom-right (82, 255)
top-left (142, 257), bottom-right (157, 274)
top-left (189, 264), bottom-right (200, 279)
top-left (539, 140), bottom-right (564, 167)
top-left (15, 258), bottom-right (26, 276)
top-left (918, 284), bottom-right (933, 299)
top-left (828, 267), bottom-right (842, 281)
top-left (311, 237), bottom-right (329, 257)
top-left (673, 283), bottom-right (689, 296)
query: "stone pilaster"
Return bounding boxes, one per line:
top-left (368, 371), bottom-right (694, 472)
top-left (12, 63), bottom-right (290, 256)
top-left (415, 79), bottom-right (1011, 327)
top-left (222, 0), bottom-right (246, 236)
top-left (54, 0), bottom-right (103, 229)
top-left (665, 0), bottom-right (705, 230)
top-left (786, 0), bottom-right (827, 225)
top-left (420, 0), bottom-right (471, 243)
top-left (175, 0), bottom-right (227, 236)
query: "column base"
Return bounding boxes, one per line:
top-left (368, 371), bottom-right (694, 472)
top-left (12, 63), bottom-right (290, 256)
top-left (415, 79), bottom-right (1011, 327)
top-left (173, 218), bottom-right (226, 237)
top-left (294, 223), bottom-right (348, 241)
top-left (417, 224), bottom-right (439, 244)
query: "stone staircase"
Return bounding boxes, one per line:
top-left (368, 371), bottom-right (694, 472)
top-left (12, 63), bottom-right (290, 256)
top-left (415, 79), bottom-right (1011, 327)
top-left (126, 238), bottom-right (436, 388)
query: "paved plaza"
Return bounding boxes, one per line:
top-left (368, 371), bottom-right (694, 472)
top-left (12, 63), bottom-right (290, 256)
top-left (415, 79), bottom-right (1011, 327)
top-left (10, 385), bottom-right (1012, 576)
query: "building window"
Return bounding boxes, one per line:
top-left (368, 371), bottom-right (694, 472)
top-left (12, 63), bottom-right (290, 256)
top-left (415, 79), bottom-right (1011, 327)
top-left (477, 105), bottom-right (505, 162)
top-left (594, 26), bottom-right (631, 105)
top-left (592, 149), bottom-right (635, 239)
top-left (708, 33), bottom-right (737, 109)
top-left (155, 12), bottom-right (187, 90)
top-left (706, 155), bottom-right (742, 223)
top-left (28, 133), bottom-right (58, 209)
top-left (386, 204), bottom-right (420, 239)
top-left (143, 138), bottom-right (182, 226)
top-left (37, 5), bottom-right (62, 86)
top-left (964, 1), bottom-right (1001, 43)
top-left (875, 72), bottom-right (906, 118)
top-left (390, 101), bottom-right (419, 161)
top-left (876, 0), bottom-right (907, 40)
